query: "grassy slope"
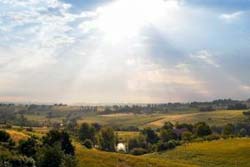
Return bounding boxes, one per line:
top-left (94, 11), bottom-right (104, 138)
top-left (148, 138), bottom-right (250, 167)
top-left (75, 143), bottom-right (196, 167)
top-left (147, 110), bottom-right (245, 127)
top-left (78, 114), bottom-right (163, 128)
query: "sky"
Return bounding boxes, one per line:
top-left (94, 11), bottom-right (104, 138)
top-left (0, 0), bottom-right (250, 104)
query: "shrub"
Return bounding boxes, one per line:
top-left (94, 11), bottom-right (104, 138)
top-left (130, 148), bottom-right (148, 155)
top-left (194, 122), bottom-right (212, 137)
top-left (98, 127), bottom-right (116, 152)
top-left (36, 146), bottom-right (64, 167)
top-left (205, 134), bottom-right (220, 141)
top-left (167, 140), bottom-right (176, 149)
top-left (0, 130), bottom-right (10, 142)
top-left (18, 137), bottom-right (37, 157)
top-left (83, 139), bottom-right (93, 149)
top-left (239, 128), bottom-right (247, 137)
top-left (157, 140), bottom-right (176, 152)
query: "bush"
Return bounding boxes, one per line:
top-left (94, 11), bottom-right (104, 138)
top-left (18, 137), bottom-right (37, 157)
top-left (157, 140), bottom-right (176, 152)
top-left (0, 130), bottom-right (10, 142)
top-left (83, 139), bottom-right (93, 149)
top-left (239, 128), bottom-right (247, 137)
top-left (205, 134), bottom-right (220, 141)
top-left (130, 148), bottom-right (148, 155)
top-left (194, 122), bottom-right (212, 137)
top-left (167, 140), bottom-right (176, 149)
top-left (36, 146), bottom-right (64, 167)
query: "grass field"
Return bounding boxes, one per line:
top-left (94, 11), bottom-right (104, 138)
top-left (24, 110), bottom-right (246, 129)
top-left (78, 114), bottom-right (163, 129)
top-left (148, 138), bottom-right (250, 167)
top-left (147, 110), bottom-right (245, 127)
top-left (75, 143), bottom-right (196, 167)
top-left (117, 131), bottom-right (140, 142)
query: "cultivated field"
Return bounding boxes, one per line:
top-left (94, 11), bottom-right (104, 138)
top-left (147, 110), bottom-right (245, 127)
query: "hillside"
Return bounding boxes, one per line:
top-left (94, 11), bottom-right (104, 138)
top-left (75, 143), bottom-right (196, 167)
top-left (148, 138), bottom-right (250, 167)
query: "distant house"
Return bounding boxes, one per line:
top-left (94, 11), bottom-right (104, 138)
top-left (116, 143), bottom-right (126, 153)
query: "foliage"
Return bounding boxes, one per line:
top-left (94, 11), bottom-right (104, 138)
top-left (60, 155), bottom-right (78, 167)
top-left (83, 139), bottom-right (93, 149)
top-left (0, 130), bottom-right (10, 142)
top-left (43, 130), bottom-right (75, 155)
top-left (194, 122), bottom-right (212, 137)
top-left (141, 128), bottom-right (159, 144)
top-left (79, 123), bottom-right (96, 144)
top-left (223, 124), bottom-right (234, 136)
top-left (18, 137), bottom-right (37, 157)
top-left (36, 146), bottom-right (64, 167)
top-left (130, 148), bottom-right (148, 155)
top-left (98, 127), bottom-right (116, 152)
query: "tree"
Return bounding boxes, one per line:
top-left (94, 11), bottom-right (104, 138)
top-left (83, 139), bottom-right (93, 149)
top-left (141, 128), bottom-right (159, 144)
top-left (0, 130), bottom-right (10, 142)
top-left (182, 131), bottom-right (192, 142)
top-left (36, 146), bottom-right (64, 167)
top-left (18, 137), bottom-right (37, 157)
top-left (43, 130), bottom-right (61, 146)
top-left (160, 129), bottom-right (177, 142)
top-left (223, 124), bottom-right (234, 136)
top-left (61, 131), bottom-right (75, 155)
top-left (60, 155), bottom-right (78, 167)
top-left (79, 123), bottom-right (96, 143)
top-left (194, 122), bottom-right (212, 137)
top-left (239, 128), bottom-right (247, 137)
top-left (128, 135), bottom-right (147, 152)
top-left (99, 127), bottom-right (116, 152)
top-left (162, 122), bottom-right (174, 130)
top-left (43, 130), bottom-right (74, 155)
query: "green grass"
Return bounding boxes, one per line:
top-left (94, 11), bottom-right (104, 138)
top-left (148, 138), bottom-right (250, 167)
top-left (75, 143), bottom-right (196, 167)
top-left (147, 110), bottom-right (245, 127)
top-left (78, 114), bottom-right (163, 129)
top-left (117, 131), bottom-right (140, 142)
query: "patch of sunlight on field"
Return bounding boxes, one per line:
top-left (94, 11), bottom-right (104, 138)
top-left (5, 130), bottom-right (29, 142)
top-left (148, 138), bottom-right (250, 167)
top-left (147, 110), bottom-right (245, 127)
top-left (74, 143), bottom-right (197, 167)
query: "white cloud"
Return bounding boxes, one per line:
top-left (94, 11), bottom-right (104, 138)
top-left (219, 11), bottom-right (244, 22)
top-left (191, 50), bottom-right (220, 68)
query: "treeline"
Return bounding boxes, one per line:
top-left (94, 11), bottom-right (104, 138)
top-left (0, 130), bottom-right (77, 167)
top-left (75, 119), bottom-right (250, 156)
top-left (101, 99), bottom-right (250, 114)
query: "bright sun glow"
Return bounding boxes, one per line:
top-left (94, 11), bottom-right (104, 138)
top-left (95, 0), bottom-right (180, 43)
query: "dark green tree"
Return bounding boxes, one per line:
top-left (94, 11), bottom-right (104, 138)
top-left (99, 127), bottom-right (116, 152)
top-left (141, 128), bottom-right (159, 144)
top-left (18, 137), bottom-right (37, 157)
top-left (160, 129), bottom-right (177, 142)
top-left (0, 130), bottom-right (10, 142)
top-left (223, 124), bottom-right (234, 136)
top-left (61, 131), bottom-right (75, 155)
top-left (79, 123), bottom-right (96, 143)
top-left (194, 122), bottom-right (212, 137)
top-left (36, 146), bottom-right (64, 167)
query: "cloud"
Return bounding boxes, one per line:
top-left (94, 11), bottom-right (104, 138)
top-left (0, 0), bottom-right (250, 103)
top-left (220, 11), bottom-right (244, 22)
top-left (190, 50), bottom-right (220, 68)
